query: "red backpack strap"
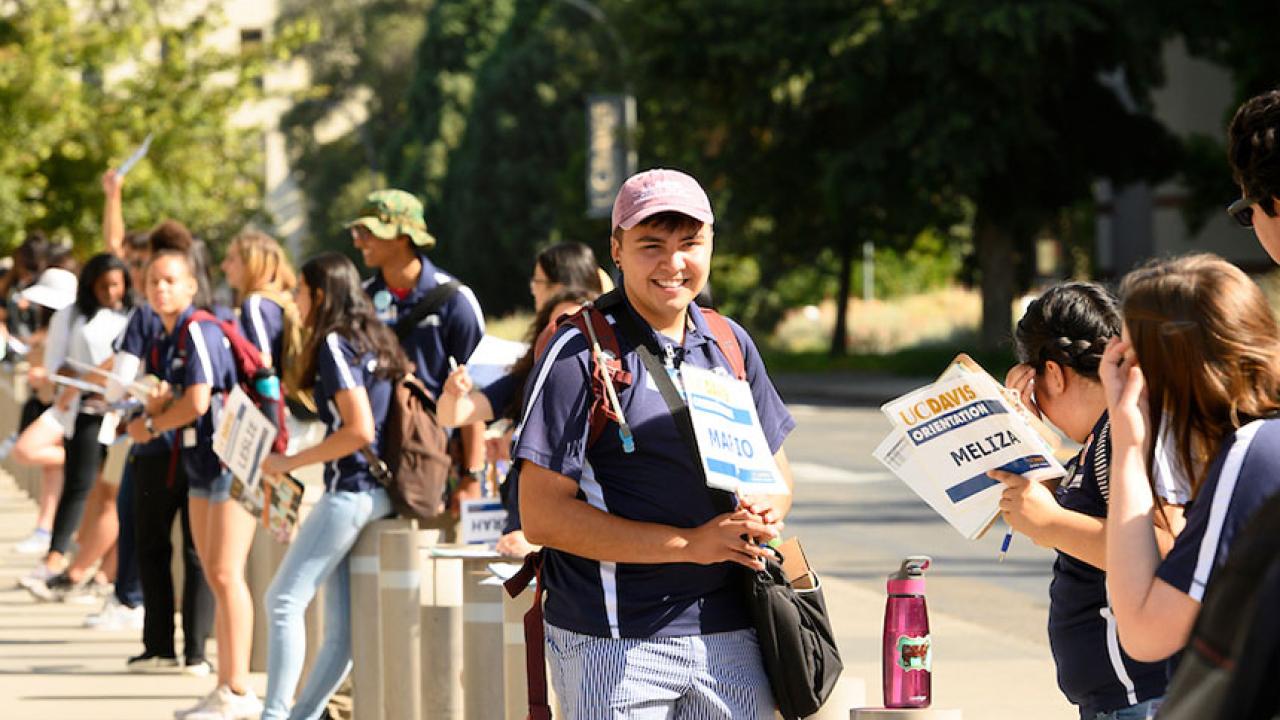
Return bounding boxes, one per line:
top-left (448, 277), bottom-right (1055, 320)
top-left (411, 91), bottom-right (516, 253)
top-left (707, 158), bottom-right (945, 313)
top-left (700, 309), bottom-right (746, 381)
top-left (503, 551), bottom-right (552, 720)
top-left (562, 307), bottom-right (632, 449)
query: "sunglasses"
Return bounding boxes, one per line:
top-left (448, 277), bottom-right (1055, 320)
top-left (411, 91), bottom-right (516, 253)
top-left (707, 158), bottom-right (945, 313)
top-left (1228, 196), bottom-right (1257, 228)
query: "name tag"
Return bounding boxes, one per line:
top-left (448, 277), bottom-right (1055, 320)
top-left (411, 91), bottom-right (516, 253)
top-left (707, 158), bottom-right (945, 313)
top-left (183, 427), bottom-right (198, 448)
top-left (679, 364), bottom-right (789, 496)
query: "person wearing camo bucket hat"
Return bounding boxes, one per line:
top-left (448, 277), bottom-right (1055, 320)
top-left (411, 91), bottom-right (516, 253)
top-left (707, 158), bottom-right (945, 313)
top-left (347, 188), bottom-right (489, 519)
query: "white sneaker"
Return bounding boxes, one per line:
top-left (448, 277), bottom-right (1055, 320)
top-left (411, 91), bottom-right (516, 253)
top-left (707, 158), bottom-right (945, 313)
top-left (64, 578), bottom-right (112, 606)
top-left (16, 564), bottom-right (54, 593)
top-left (180, 685), bottom-right (264, 720)
top-left (182, 659), bottom-right (213, 677)
top-left (12, 528), bottom-right (50, 555)
top-left (84, 597), bottom-right (145, 631)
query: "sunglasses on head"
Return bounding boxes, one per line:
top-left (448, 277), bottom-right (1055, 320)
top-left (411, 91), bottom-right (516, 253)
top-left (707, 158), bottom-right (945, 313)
top-left (1228, 196), bottom-right (1257, 228)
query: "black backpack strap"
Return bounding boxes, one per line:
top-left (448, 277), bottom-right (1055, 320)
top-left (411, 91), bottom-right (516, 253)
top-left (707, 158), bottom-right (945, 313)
top-left (608, 306), bottom-right (736, 514)
top-left (394, 280), bottom-right (462, 340)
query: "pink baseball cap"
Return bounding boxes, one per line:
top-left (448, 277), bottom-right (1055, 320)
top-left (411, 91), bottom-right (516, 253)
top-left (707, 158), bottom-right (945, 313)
top-left (611, 168), bottom-right (714, 231)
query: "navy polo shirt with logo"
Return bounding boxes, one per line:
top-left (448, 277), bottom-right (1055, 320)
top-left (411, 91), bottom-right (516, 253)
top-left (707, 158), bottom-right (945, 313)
top-left (240, 293), bottom-right (285, 367)
top-left (313, 332), bottom-right (392, 493)
top-left (363, 255), bottom-right (485, 397)
top-left (1047, 413), bottom-right (1167, 715)
top-left (145, 306), bottom-right (238, 488)
top-left (1157, 417), bottom-right (1280, 602)
top-left (513, 294), bottom-right (795, 639)
top-left (114, 305), bottom-right (171, 456)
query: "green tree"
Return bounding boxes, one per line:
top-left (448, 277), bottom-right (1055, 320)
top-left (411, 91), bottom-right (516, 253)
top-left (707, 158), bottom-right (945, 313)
top-left (275, 0), bottom-right (435, 256)
top-left (0, 0), bottom-right (266, 255)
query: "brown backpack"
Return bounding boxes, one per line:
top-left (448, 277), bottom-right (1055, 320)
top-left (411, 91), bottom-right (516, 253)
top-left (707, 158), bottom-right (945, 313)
top-left (361, 368), bottom-right (451, 521)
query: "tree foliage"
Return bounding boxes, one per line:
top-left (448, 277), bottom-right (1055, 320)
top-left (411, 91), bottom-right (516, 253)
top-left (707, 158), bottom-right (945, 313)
top-left (0, 0), bottom-right (266, 255)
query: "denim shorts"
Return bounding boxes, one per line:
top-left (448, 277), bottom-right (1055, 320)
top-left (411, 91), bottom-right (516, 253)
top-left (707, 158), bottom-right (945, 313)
top-left (187, 470), bottom-right (233, 503)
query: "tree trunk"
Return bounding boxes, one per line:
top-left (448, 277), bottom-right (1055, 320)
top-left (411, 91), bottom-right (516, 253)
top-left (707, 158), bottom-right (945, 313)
top-left (830, 238), bottom-right (853, 357)
top-left (975, 214), bottom-right (1016, 352)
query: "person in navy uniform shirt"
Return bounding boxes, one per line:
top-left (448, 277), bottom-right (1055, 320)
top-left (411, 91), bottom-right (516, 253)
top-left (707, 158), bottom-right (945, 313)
top-left (1101, 254), bottom-right (1280, 662)
top-left (992, 283), bottom-right (1182, 720)
top-left (122, 250), bottom-right (227, 675)
top-left (346, 189), bottom-right (488, 511)
top-left (259, 253), bottom-right (401, 720)
top-left (220, 230), bottom-right (300, 370)
top-left (516, 169), bottom-right (795, 719)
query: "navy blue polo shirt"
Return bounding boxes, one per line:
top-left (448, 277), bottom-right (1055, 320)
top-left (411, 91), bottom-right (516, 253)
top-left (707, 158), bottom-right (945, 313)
top-left (1157, 418), bottom-right (1280, 602)
top-left (146, 307), bottom-right (238, 487)
top-left (513, 294), bottom-right (795, 639)
top-left (313, 332), bottom-right (392, 493)
top-left (363, 256), bottom-right (485, 397)
top-left (240, 293), bottom-right (284, 367)
top-left (114, 305), bottom-right (171, 456)
top-left (1047, 413), bottom-right (1167, 715)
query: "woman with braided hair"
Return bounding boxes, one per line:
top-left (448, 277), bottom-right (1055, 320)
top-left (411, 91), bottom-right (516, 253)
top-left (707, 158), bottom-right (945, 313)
top-left (989, 281), bottom-right (1182, 720)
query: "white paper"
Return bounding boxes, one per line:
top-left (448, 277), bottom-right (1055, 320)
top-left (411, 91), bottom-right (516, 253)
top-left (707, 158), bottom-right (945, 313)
top-left (429, 546), bottom-right (505, 559)
top-left (116, 133), bottom-right (153, 177)
top-left (464, 334), bottom-right (529, 389)
top-left (680, 364), bottom-right (789, 496)
top-left (460, 498), bottom-right (507, 545)
top-left (212, 386), bottom-right (277, 489)
top-left (874, 369), bottom-right (1066, 539)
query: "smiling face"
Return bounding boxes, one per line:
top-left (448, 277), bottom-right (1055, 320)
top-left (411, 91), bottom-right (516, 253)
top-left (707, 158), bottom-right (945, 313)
top-left (351, 224), bottom-right (410, 271)
top-left (610, 216), bottom-right (712, 337)
top-left (93, 269), bottom-right (127, 311)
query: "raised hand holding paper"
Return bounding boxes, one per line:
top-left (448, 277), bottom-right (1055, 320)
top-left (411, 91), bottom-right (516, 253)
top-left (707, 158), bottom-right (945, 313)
top-left (116, 133), bottom-right (153, 177)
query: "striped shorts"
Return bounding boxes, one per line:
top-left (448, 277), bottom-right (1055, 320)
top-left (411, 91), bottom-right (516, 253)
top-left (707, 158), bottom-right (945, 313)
top-left (545, 624), bottom-right (775, 719)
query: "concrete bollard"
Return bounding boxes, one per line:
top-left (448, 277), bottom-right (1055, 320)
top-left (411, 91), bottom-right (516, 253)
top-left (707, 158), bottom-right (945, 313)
top-left (458, 549), bottom-right (506, 720)
top-left (350, 518), bottom-right (410, 720)
top-left (502, 588), bottom-right (530, 719)
top-left (379, 527), bottom-right (422, 720)
top-left (420, 535), bottom-right (465, 720)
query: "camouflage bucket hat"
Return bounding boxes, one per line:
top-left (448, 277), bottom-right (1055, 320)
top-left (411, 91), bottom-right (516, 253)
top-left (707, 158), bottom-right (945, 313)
top-left (345, 189), bottom-right (436, 249)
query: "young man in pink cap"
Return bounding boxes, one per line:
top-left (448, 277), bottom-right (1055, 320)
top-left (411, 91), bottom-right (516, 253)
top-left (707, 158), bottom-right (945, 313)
top-left (515, 169), bottom-right (794, 718)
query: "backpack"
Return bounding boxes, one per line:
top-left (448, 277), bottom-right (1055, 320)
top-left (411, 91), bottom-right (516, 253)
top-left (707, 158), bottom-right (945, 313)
top-left (360, 368), bottom-right (451, 522)
top-left (1158, 491), bottom-right (1280, 720)
top-left (158, 309), bottom-right (289, 482)
top-left (355, 278), bottom-right (464, 522)
top-left (555, 289), bottom-right (746, 451)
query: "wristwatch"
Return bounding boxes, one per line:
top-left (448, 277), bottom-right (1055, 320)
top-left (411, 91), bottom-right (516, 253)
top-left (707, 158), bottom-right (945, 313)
top-left (143, 416), bottom-right (157, 439)
top-left (463, 465), bottom-right (488, 484)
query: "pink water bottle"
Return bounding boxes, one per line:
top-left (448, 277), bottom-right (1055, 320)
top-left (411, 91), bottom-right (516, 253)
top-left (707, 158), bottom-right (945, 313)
top-left (883, 556), bottom-right (932, 708)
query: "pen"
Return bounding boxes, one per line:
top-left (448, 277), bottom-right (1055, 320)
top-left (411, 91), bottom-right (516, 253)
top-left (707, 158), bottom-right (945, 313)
top-left (998, 526), bottom-right (1014, 563)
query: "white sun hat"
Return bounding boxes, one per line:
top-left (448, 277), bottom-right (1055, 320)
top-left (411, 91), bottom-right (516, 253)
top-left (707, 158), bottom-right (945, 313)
top-left (20, 267), bottom-right (78, 311)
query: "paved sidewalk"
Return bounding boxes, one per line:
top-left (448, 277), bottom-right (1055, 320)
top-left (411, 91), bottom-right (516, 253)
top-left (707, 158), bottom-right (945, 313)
top-left (0, 471), bottom-right (266, 720)
top-left (0, 463), bottom-right (1070, 719)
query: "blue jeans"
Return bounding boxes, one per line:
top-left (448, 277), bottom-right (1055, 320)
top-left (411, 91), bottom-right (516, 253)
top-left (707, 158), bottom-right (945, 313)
top-left (1088, 698), bottom-right (1163, 720)
top-left (114, 451), bottom-right (143, 608)
top-left (262, 487), bottom-right (391, 720)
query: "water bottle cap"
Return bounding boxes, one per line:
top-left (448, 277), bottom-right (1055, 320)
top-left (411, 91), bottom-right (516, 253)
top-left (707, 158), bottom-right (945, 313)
top-left (889, 555), bottom-right (931, 581)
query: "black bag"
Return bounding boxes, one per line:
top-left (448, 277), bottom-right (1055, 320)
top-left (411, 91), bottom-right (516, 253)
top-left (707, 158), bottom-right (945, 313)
top-left (745, 546), bottom-right (844, 720)
top-left (1158, 492), bottom-right (1280, 720)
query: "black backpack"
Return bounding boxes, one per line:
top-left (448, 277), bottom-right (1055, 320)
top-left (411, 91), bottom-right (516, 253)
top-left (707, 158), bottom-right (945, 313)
top-left (1158, 492), bottom-right (1280, 719)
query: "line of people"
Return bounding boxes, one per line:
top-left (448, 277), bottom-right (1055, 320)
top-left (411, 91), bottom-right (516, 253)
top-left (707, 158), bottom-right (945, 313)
top-left (2, 179), bottom-right (497, 719)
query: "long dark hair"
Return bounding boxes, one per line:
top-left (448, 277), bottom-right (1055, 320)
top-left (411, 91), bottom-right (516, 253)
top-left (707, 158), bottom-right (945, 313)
top-left (536, 242), bottom-right (604, 294)
top-left (75, 253), bottom-right (134, 318)
top-left (501, 286), bottom-right (597, 421)
top-left (291, 253), bottom-right (407, 391)
top-left (1014, 281), bottom-right (1120, 381)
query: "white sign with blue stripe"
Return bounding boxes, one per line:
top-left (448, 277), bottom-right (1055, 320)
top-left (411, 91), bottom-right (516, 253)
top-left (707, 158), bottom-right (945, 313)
top-left (680, 364), bottom-right (790, 496)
